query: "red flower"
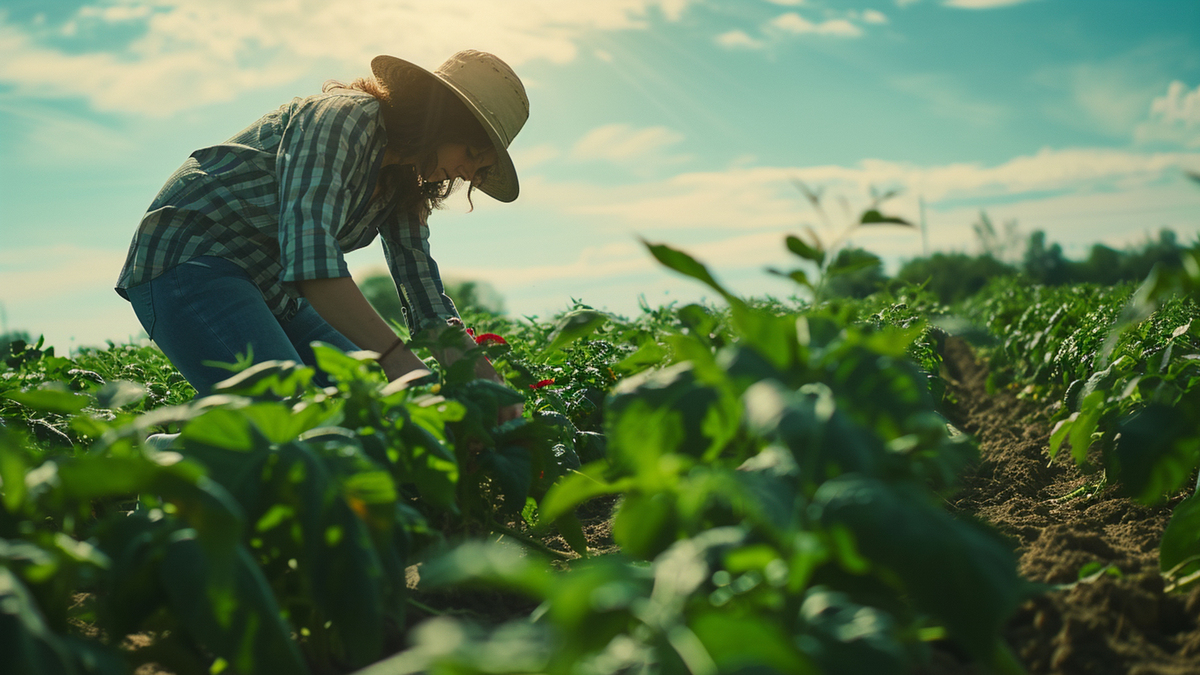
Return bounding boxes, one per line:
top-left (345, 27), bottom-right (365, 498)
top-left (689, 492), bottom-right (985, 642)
top-left (475, 332), bottom-right (508, 346)
top-left (529, 378), bottom-right (555, 390)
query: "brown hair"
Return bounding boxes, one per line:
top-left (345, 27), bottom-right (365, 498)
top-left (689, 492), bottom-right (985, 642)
top-left (324, 72), bottom-right (494, 220)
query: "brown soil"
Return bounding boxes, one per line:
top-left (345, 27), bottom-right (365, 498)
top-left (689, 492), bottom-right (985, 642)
top-left (934, 337), bottom-right (1200, 675)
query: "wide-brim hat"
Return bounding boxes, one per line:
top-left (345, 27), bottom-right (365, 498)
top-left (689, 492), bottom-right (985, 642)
top-left (371, 50), bottom-right (528, 203)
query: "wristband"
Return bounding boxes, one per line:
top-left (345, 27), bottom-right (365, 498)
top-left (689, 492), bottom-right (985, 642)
top-left (377, 337), bottom-right (405, 362)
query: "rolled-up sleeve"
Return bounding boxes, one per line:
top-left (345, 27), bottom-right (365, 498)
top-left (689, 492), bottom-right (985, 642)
top-left (276, 96), bottom-right (376, 286)
top-left (380, 210), bottom-right (460, 333)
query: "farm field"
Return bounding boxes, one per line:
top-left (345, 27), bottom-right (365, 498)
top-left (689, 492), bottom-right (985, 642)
top-left (3, 238), bottom-right (1200, 675)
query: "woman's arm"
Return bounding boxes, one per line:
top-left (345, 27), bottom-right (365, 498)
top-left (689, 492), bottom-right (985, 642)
top-left (295, 276), bottom-right (428, 380)
top-left (301, 277), bottom-right (522, 421)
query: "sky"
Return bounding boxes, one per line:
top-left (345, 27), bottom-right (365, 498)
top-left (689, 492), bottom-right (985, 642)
top-left (1, 0), bottom-right (1198, 351)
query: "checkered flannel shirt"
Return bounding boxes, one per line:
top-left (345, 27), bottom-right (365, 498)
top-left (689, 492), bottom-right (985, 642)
top-left (115, 89), bottom-right (459, 334)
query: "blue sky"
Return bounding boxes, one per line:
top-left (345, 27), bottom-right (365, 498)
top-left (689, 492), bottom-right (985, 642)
top-left (1, 0), bottom-right (1198, 350)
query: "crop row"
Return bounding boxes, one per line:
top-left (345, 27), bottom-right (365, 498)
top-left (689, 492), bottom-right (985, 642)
top-left (960, 250), bottom-right (1200, 591)
top-left (5, 228), bottom-right (1028, 674)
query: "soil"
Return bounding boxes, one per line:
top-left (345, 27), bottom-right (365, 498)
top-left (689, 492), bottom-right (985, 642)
top-left (932, 337), bottom-right (1200, 675)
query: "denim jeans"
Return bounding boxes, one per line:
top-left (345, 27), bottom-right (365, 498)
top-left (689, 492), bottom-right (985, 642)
top-left (124, 256), bottom-right (359, 396)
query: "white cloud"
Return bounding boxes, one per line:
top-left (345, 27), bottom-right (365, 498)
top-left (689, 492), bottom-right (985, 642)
top-left (0, 97), bottom-right (136, 165)
top-left (769, 12), bottom-right (863, 38)
top-left (715, 29), bottom-right (764, 50)
top-left (942, 0), bottom-right (1038, 7)
top-left (1135, 81), bottom-right (1200, 148)
top-left (1035, 57), bottom-right (1172, 138)
top-left (78, 3), bottom-right (154, 22)
top-left (894, 0), bottom-right (1037, 7)
top-left (0, 245), bottom-right (129, 303)
top-left (570, 123), bottom-right (688, 166)
top-left (512, 143), bottom-right (562, 170)
top-left (521, 147), bottom-right (1200, 235)
top-left (0, 0), bottom-right (697, 116)
top-left (861, 9), bottom-right (889, 24)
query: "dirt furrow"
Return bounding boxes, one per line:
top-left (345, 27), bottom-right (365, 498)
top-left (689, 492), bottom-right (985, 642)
top-left (938, 338), bottom-right (1200, 675)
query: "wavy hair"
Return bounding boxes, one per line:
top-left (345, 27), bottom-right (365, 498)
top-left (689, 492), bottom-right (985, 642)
top-left (323, 71), bottom-right (493, 220)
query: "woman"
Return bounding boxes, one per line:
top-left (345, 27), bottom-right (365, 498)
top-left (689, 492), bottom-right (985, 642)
top-left (114, 50), bottom-right (528, 410)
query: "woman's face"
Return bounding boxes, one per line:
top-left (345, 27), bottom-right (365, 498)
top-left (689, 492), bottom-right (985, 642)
top-left (426, 143), bottom-right (496, 185)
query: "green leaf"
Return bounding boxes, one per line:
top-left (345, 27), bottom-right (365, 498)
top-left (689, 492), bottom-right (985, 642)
top-left (159, 538), bottom-right (309, 675)
top-left (606, 363), bottom-right (732, 472)
top-left (1161, 491), bottom-right (1200, 584)
top-left (767, 267), bottom-right (814, 289)
top-left (538, 467), bottom-right (631, 526)
top-left (94, 381), bottom-right (147, 409)
top-left (478, 444), bottom-right (533, 514)
top-left (1111, 401), bottom-right (1200, 503)
top-left (554, 512), bottom-right (590, 557)
top-left (612, 491), bottom-right (679, 559)
top-left (4, 385), bottom-right (89, 415)
top-left (419, 540), bottom-right (552, 599)
top-left (798, 589), bottom-right (907, 674)
top-left (691, 611), bottom-right (817, 674)
top-left (644, 240), bottom-right (742, 306)
top-left (859, 209), bottom-right (913, 226)
top-left (0, 566), bottom-right (91, 675)
top-left (212, 360), bottom-right (314, 398)
top-left (312, 343), bottom-right (377, 383)
top-left (1068, 390), bottom-right (1105, 466)
top-left (0, 432), bottom-right (29, 512)
top-left (241, 401), bottom-right (331, 444)
top-left (181, 407), bottom-right (255, 451)
top-left (614, 340), bottom-right (669, 375)
top-left (786, 234), bottom-right (826, 266)
top-left (542, 308), bottom-right (611, 353)
top-left (813, 475), bottom-right (1025, 660)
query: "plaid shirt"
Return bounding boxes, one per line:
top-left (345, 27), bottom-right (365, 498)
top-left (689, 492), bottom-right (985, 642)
top-left (115, 89), bottom-right (459, 334)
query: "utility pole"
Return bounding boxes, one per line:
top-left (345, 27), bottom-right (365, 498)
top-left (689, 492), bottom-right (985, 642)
top-left (919, 196), bottom-right (929, 257)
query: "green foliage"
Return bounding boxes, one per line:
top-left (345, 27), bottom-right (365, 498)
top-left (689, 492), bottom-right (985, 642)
top-left (368, 238), bottom-right (1025, 675)
top-left (823, 248), bottom-right (888, 300)
top-left (896, 253), bottom-right (1017, 305)
top-left (1, 232), bottom-right (1031, 674)
top-left (961, 242), bottom-right (1200, 594)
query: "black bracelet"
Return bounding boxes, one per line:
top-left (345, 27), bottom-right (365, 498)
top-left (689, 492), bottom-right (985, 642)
top-left (377, 337), bottom-right (404, 362)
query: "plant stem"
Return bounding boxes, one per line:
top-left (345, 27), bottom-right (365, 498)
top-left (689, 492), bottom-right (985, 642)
top-left (490, 522), bottom-right (574, 560)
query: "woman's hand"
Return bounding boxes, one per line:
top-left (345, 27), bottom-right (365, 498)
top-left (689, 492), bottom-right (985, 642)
top-left (432, 326), bottom-right (524, 424)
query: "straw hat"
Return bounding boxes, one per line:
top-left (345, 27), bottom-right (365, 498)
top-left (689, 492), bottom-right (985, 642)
top-left (371, 50), bottom-right (529, 203)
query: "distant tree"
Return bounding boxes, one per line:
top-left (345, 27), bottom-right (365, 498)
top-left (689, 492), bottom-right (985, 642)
top-left (971, 211), bottom-right (1023, 263)
top-left (1070, 244), bottom-right (1123, 285)
top-left (356, 272), bottom-right (506, 332)
top-left (1020, 228), bottom-right (1183, 287)
top-left (1, 330), bottom-right (33, 360)
top-left (358, 274), bottom-right (407, 328)
top-left (896, 253), bottom-right (1016, 305)
top-left (1121, 228), bottom-right (1183, 281)
top-left (1022, 230), bottom-right (1069, 285)
top-left (443, 279), bottom-right (506, 315)
top-left (824, 247), bottom-right (887, 299)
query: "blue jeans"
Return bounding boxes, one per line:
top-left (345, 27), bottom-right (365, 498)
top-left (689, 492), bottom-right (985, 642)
top-left (124, 256), bottom-right (359, 396)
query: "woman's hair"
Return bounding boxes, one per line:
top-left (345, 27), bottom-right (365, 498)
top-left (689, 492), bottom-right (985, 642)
top-left (323, 71), bottom-right (494, 220)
